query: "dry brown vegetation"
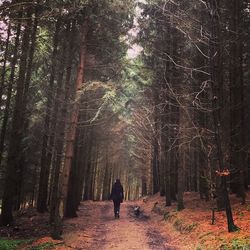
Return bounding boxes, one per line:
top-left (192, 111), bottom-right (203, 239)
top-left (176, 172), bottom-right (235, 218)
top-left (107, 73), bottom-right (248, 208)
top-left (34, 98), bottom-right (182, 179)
top-left (140, 192), bottom-right (250, 249)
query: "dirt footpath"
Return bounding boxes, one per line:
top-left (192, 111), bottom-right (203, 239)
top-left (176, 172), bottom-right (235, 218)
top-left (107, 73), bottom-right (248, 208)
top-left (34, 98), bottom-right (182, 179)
top-left (59, 201), bottom-right (176, 250)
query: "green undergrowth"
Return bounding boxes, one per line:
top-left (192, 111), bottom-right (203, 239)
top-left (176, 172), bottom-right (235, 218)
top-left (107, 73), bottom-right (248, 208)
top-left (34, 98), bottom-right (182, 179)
top-left (173, 218), bottom-right (198, 233)
top-left (0, 239), bottom-right (26, 250)
top-left (163, 211), bottom-right (198, 233)
top-left (152, 204), bottom-right (199, 234)
top-left (0, 239), bottom-right (60, 250)
top-left (196, 237), bottom-right (250, 250)
top-left (163, 211), bottom-right (177, 222)
top-left (220, 238), bottom-right (250, 250)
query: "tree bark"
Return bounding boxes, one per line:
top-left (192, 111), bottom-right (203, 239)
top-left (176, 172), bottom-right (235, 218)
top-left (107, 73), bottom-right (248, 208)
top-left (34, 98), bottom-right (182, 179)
top-left (15, 7), bottom-right (38, 211)
top-left (52, 20), bottom-right (88, 239)
top-left (208, 0), bottom-right (238, 232)
top-left (152, 139), bottom-right (160, 194)
top-left (65, 129), bottom-right (79, 217)
top-left (37, 19), bottom-right (61, 213)
top-left (1, 8), bottom-right (33, 226)
top-left (0, 13), bottom-right (22, 166)
top-left (49, 20), bottom-right (75, 223)
top-left (0, 22), bottom-right (11, 109)
top-left (229, 0), bottom-right (245, 204)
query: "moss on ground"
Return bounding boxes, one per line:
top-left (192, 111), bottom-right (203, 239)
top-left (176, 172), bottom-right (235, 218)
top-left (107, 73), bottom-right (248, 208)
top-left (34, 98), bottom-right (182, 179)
top-left (0, 238), bottom-right (61, 250)
top-left (220, 238), bottom-right (250, 250)
top-left (0, 239), bottom-right (26, 250)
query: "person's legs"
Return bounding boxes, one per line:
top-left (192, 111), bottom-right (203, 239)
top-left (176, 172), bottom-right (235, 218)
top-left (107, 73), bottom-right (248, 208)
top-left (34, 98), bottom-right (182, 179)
top-left (117, 201), bottom-right (121, 217)
top-left (113, 200), bottom-right (117, 217)
top-left (113, 200), bottom-right (120, 218)
top-left (113, 200), bottom-right (116, 216)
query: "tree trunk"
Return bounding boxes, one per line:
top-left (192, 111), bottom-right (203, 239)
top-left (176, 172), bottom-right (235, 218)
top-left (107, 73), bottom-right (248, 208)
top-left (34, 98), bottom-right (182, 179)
top-left (229, 0), bottom-right (245, 204)
top-left (0, 22), bottom-right (11, 109)
top-left (152, 139), bottom-right (160, 194)
top-left (65, 130), bottom-right (79, 217)
top-left (165, 150), bottom-right (171, 206)
top-left (16, 8), bottom-right (38, 211)
top-left (49, 20), bottom-right (75, 223)
top-left (177, 154), bottom-right (185, 211)
top-left (0, 13), bottom-right (22, 166)
top-left (208, 0), bottom-right (238, 232)
top-left (37, 19), bottom-right (61, 213)
top-left (102, 151), bottom-right (110, 200)
top-left (1, 9), bottom-right (33, 225)
top-left (51, 20), bottom-right (88, 239)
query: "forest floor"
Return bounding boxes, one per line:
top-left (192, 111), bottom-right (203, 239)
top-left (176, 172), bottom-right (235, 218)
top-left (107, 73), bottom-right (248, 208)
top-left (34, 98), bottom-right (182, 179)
top-left (139, 192), bottom-right (250, 250)
top-left (0, 201), bottom-right (176, 250)
top-left (0, 192), bottom-right (250, 250)
top-left (56, 201), bottom-right (176, 250)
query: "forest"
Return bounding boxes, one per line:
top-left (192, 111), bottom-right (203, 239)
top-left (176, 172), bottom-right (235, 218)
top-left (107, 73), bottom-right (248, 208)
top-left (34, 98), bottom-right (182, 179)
top-left (0, 0), bottom-right (249, 249)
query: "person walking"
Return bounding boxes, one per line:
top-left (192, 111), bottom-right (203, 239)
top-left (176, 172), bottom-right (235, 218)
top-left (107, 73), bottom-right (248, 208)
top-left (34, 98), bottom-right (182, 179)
top-left (110, 179), bottom-right (124, 218)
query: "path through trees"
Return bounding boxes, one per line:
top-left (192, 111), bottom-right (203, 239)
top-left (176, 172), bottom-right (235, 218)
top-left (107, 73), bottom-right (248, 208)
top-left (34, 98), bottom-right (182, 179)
top-left (61, 201), bottom-right (175, 250)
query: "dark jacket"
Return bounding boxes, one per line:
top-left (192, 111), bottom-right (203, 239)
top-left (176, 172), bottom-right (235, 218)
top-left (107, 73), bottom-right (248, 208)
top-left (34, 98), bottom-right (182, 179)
top-left (110, 182), bottom-right (124, 202)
